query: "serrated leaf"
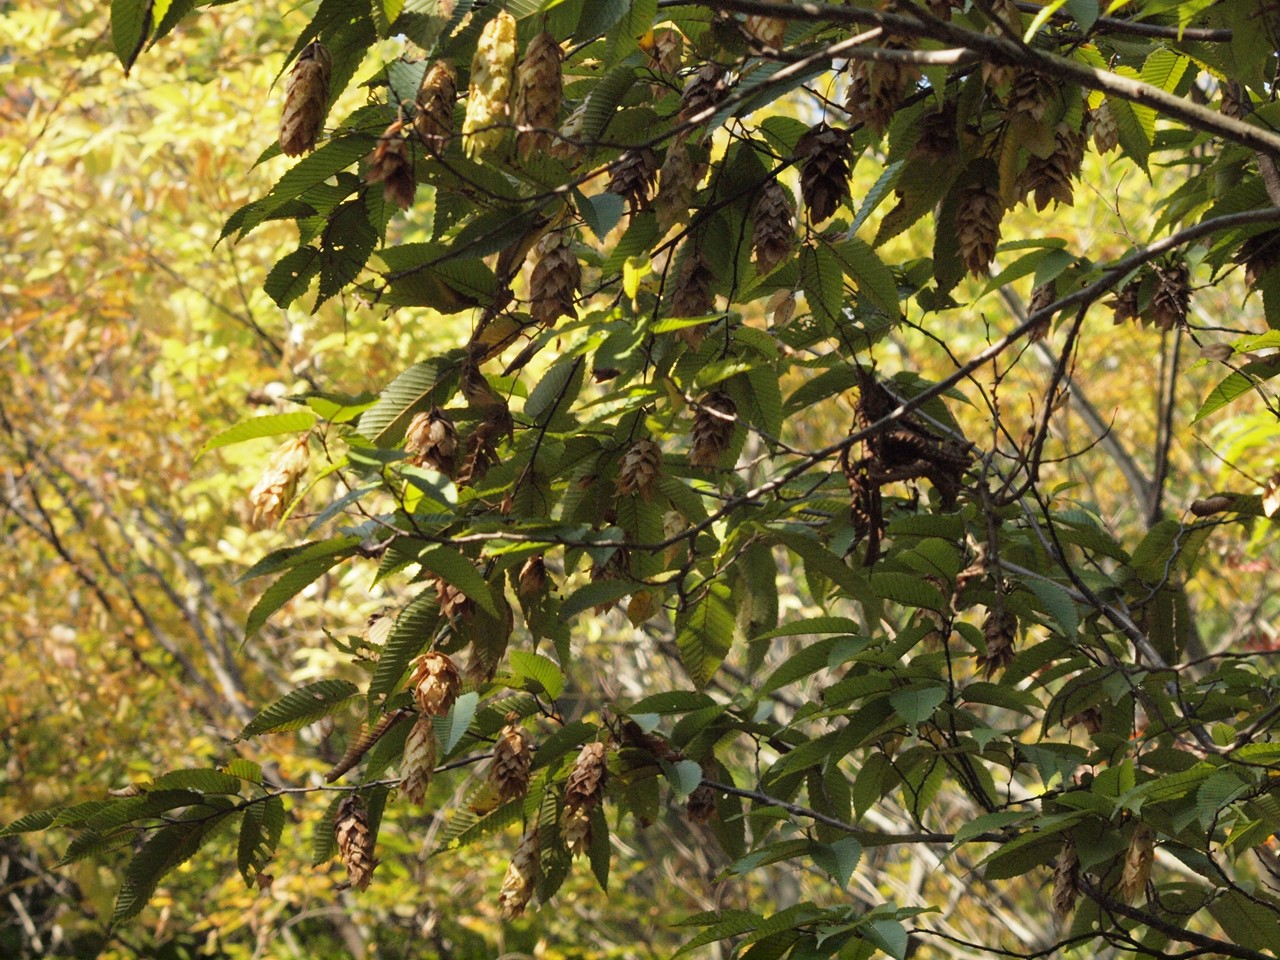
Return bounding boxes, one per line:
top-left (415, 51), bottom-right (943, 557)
top-left (238, 679), bottom-right (360, 739)
top-left (237, 795), bottom-right (285, 885)
top-left (113, 819), bottom-right (215, 924)
top-left (439, 691), bottom-right (479, 754)
top-left (196, 412), bottom-right (316, 458)
top-left (870, 571), bottom-right (947, 611)
top-left (265, 246), bottom-right (322, 308)
top-left (888, 686), bottom-right (946, 725)
top-left (312, 793), bottom-right (343, 866)
top-left (863, 918), bottom-right (908, 960)
top-left (832, 237), bottom-right (900, 318)
top-left (810, 836), bottom-right (861, 888)
top-left (0, 807), bottom-right (61, 837)
top-left (111, 0), bottom-right (152, 74)
top-left (675, 582), bottom-right (735, 689)
top-left (416, 547), bottom-right (499, 617)
top-left (561, 579), bottom-right (636, 619)
top-left (245, 552), bottom-right (352, 639)
top-left (525, 355), bottom-right (585, 426)
top-left (151, 769), bottom-right (243, 795)
top-left (760, 637), bottom-right (846, 694)
top-left (583, 58), bottom-right (641, 140)
top-left (224, 759), bottom-right (263, 783)
top-left (238, 536), bottom-right (362, 583)
top-left (668, 759), bottom-right (704, 800)
top-left (1024, 579), bottom-right (1079, 638)
top-left (1194, 358), bottom-right (1280, 421)
top-left (575, 189), bottom-right (625, 242)
top-left (357, 355), bottom-right (463, 445)
top-left (368, 589), bottom-right (440, 705)
top-left (508, 651), bottom-right (564, 700)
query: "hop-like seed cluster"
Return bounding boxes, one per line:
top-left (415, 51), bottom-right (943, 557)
top-left (796, 122), bottom-right (853, 223)
top-left (680, 64), bottom-right (728, 123)
top-left (490, 717), bottom-right (533, 803)
top-left (1109, 278), bottom-right (1142, 325)
top-left (1119, 824), bottom-right (1155, 902)
top-left (912, 100), bottom-right (959, 160)
top-left (463, 11), bottom-right (517, 158)
top-left (1150, 261), bottom-right (1190, 330)
top-left (280, 41), bottom-right (331, 156)
top-left (690, 391), bottom-right (737, 469)
top-left (515, 31), bottom-right (562, 159)
top-left (365, 119), bottom-right (415, 209)
top-left (335, 795), bottom-right (375, 891)
top-left (649, 28), bottom-right (684, 77)
top-left (1235, 230), bottom-right (1280, 286)
top-left (517, 554), bottom-right (547, 598)
top-left (1220, 80), bottom-right (1248, 120)
top-left (400, 716), bottom-right (437, 805)
top-left (498, 829), bottom-right (540, 918)
top-left (844, 47), bottom-right (914, 134)
top-left (408, 651), bottom-right (461, 717)
top-left (955, 183), bottom-right (1004, 276)
top-left (1052, 837), bottom-right (1080, 919)
top-left (249, 435), bottom-right (310, 528)
top-left (1019, 122), bottom-right (1085, 211)
top-left (686, 783), bottom-right (716, 823)
top-left (745, 11), bottom-right (788, 49)
top-left (669, 245), bottom-right (716, 334)
top-left (982, 0), bottom-right (1022, 89)
top-left (404, 407), bottom-right (458, 475)
top-left (616, 439), bottom-right (663, 500)
top-left (528, 230), bottom-right (580, 325)
top-left (1028, 282), bottom-right (1056, 342)
top-left (607, 148), bottom-right (659, 213)
top-left (1090, 100), bottom-right (1119, 153)
top-left (550, 100), bottom-right (588, 164)
top-left (655, 136), bottom-right (697, 233)
top-left (1005, 70), bottom-right (1055, 122)
top-left (562, 742), bottom-right (607, 857)
top-left (415, 61), bottom-right (456, 155)
top-left (977, 608), bottom-right (1016, 678)
top-left (752, 179), bottom-right (795, 275)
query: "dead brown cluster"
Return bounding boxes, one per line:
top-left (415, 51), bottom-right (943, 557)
top-left (1018, 121), bottom-right (1085, 211)
top-left (844, 41), bottom-right (917, 134)
top-left (796, 122), bottom-right (853, 223)
top-left (1150, 260), bottom-right (1190, 330)
top-left (752, 179), bottom-right (796, 275)
top-left (400, 715), bottom-right (437, 805)
top-left (1090, 101), bottom-right (1120, 153)
top-left (978, 608), bottom-right (1017, 678)
top-left (669, 245), bottom-right (717, 344)
top-left (249, 434), bottom-right (310, 528)
top-left (490, 716), bottom-right (533, 803)
top-left (744, 13), bottom-right (787, 49)
top-left (498, 828), bottom-right (540, 918)
top-left (1052, 837), bottom-right (1080, 919)
top-left (679, 64), bottom-right (728, 122)
top-left (514, 31), bottom-right (563, 159)
top-left (607, 148), bottom-right (659, 213)
top-left (689, 391), bottom-right (737, 469)
top-left (1004, 69), bottom-right (1055, 123)
top-left (404, 407), bottom-right (458, 475)
top-left (655, 135), bottom-right (698, 233)
top-left (911, 100), bottom-right (959, 161)
top-left (1235, 229), bottom-right (1280, 287)
top-left (954, 182), bottom-right (1004, 276)
top-left (335, 795), bottom-right (375, 890)
top-left (408, 651), bottom-right (461, 717)
top-left (1119, 824), bottom-right (1156, 902)
top-left (528, 230), bottom-right (580, 325)
top-left (279, 41), bottom-right (331, 157)
top-left (561, 741), bottom-right (608, 857)
top-left (616, 439), bottom-right (663, 500)
top-left (365, 119), bottom-right (416, 209)
top-left (414, 61), bottom-right (456, 155)
top-left (840, 367), bottom-right (972, 565)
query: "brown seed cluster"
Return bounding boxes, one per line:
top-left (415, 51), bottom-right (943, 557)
top-left (415, 61), bottom-right (456, 155)
top-left (689, 391), bottom-right (737, 469)
top-left (955, 182), bottom-right (1004, 276)
top-left (1090, 101), bottom-right (1119, 153)
top-left (1109, 278), bottom-right (1142, 325)
top-left (616, 439), bottom-right (662, 500)
top-left (280, 41), bottom-right (331, 157)
top-left (680, 64), bottom-right (728, 123)
top-left (517, 554), bottom-right (547, 598)
top-left (404, 407), bottom-right (458, 475)
top-left (1119, 824), bottom-right (1155, 902)
top-left (408, 651), bottom-right (461, 717)
top-left (365, 119), bottom-right (415, 209)
top-left (1150, 261), bottom-right (1190, 330)
top-left (1004, 70), bottom-right (1054, 123)
top-left (490, 716), bottom-right (533, 803)
top-left (669, 245), bottom-right (717, 341)
top-left (844, 45), bottom-right (915, 134)
top-left (463, 11), bottom-right (517, 158)
top-left (561, 741), bottom-right (607, 857)
top-left (686, 783), bottom-right (717, 823)
top-left (607, 148), bottom-right (659, 213)
top-left (982, 0), bottom-right (1022, 89)
top-left (249, 435), bottom-right (310, 528)
top-left (498, 828), bottom-right (540, 918)
top-left (745, 12), bottom-right (787, 49)
top-left (978, 608), bottom-right (1017, 678)
top-left (1052, 837), bottom-right (1080, 919)
top-left (1236, 230), bottom-right (1280, 286)
top-left (515, 31), bottom-right (563, 159)
top-left (335, 795), bottom-right (375, 890)
top-left (796, 122), bottom-right (853, 223)
top-left (1027, 282), bottom-right (1056, 342)
top-left (752, 179), bottom-right (795, 275)
top-left (528, 230), bottom-right (580, 325)
top-left (912, 100), bottom-right (959, 161)
top-left (400, 715), bottom-right (437, 805)
top-left (655, 135), bottom-right (697, 233)
top-left (1019, 122), bottom-right (1085, 211)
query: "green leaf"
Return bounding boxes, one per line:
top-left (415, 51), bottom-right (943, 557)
top-left (576, 190), bottom-right (625, 242)
top-left (237, 795), bottom-right (285, 885)
top-left (863, 918), bottom-right (908, 960)
top-left (667, 759), bottom-right (705, 800)
top-left (224, 759), bottom-right (263, 783)
top-left (561, 579), bottom-right (636, 619)
top-left (0, 807), bottom-right (61, 837)
top-left (1140, 48), bottom-right (1188, 94)
top-left (265, 246), bottom-right (322, 308)
top-left (245, 552), bottom-right (352, 639)
top-left (1024, 579), bottom-right (1079, 638)
top-left (760, 637), bottom-right (847, 695)
top-left (368, 589), bottom-right (440, 706)
top-left (508, 651), bottom-right (565, 700)
top-left (438, 692), bottom-right (479, 754)
top-left (888, 686), bottom-right (946, 725)
top-left (1193, 358), bottom-right (1280, 421)
top-left (357, 355), bottom-right (463, 445)
top-left (113, 818), bottom-right (216, 924)
top-left (151, 769), bottom-right (243, 795)
top-left (111, 0), bottom-right (152, 74)
top-left (238, 536), bottom-right (362, 583)
top-left (417, 547), bottom-right (499, 618)
top-left (1207, 890), bottom-right (1280, 952)
top-left (238, 679), bottom-right (360, 739)
top-left (196, 412), bottom-right (316, 458)
top-left (582, 58), bottom-right (642, 140)
top-left (675, 582), bottom-right (735, 689)
top-left (810, 836), bottom-right (861, 888)
top-left (832, 237), bottom-right (900, 318)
